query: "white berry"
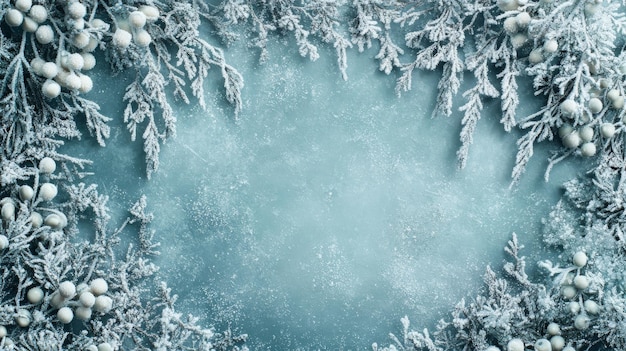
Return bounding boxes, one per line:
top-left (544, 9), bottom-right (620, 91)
top-left (83, 37), bottom-right (99, 52)
top-left (129, 10), bottom-right (147, 28)
top-left (67, 2), bottom-right (86, 19)
top-left (73, 31), bottom-right (90, 49)
top-left (573, 251), bottom-right (588, 267)
top-left (15, 309), bottom-right (31, 327)
top-left (579, 126), bottom-right (593, 142)
top-left (562, 132), bottom-right (581, 149)
top-left (113, 29), bottom-right (132, 48)
top-left (5, 8), bottom-right (24, 27)
top-left (79, 291), bottom-right (95, 307)
top-left (90, 278), bottom-right (108, 296)
top-left (139, 5), bottom-right (160, 22)
top-left (22, 16), bottom-right (38, 33)
top-left (0, 235), bottom-right (9, 250)
top-left (27, 286), bottom-right (44, 304)
top-left (39, 156), bottom-right (56, 173)
top-left (1, 203), bottom-right (15, 221)
top-left (580, 142), bottom-right (596, 157)
top-left (560, 99), bottom-right (577, 116)
top-left (57, 306), bottom-right (73, 324)
top-left (35, 24), bottom-right (54, 44)
top-left (528, 49), bottom-right (543, 64)
top-left (588, 97), bottom-right (603, 113)
top-left (516, 12), bottom-right (531, 27)
top-left (58, 281), bottom-right (76, 298)
top-left (510, 33), bottom-right (527, 48)
top-left (558, 124), bottom-right (573, 138)
top-left (29, 4), bottom-right (47, 23)
top-left (613, 96), bottom-right (625, 109)
top-left (30, 212), bottom-right (43, 228)
top-left (19, 185), bottom-right (34, 201)
top-left (79, 74), bottom-right (93, 93)
top-left (81, 53), bottom-right (96, 70)
top-left (561, 285), bottom-right (577, 299)
top-left (98, 342), bottom-right (113, 351)
top-left (507, 338), bottom-right (524, 351)
top-left (75, 306), bottom-right (92, 320)
top-left (15, 0), bottom-right (32, 12)
top-left (31, 57), bottom-right (44, 74)
top-left (543, 39), bottom-right (558, 53)
top-left (134, 29), bottom-right (152, 47)
top-left (534, 338), bottom-right (551, 351)
top-left (503, 17), bottom-right (518, 33)
top-left (574, 314), bottom-right (590, 330)
top-left (550, 336), bottom-right (565, 351)
top-left (39, 182), bottom-right (57, 200)
top-left (584, 299), bottom-right (600, 314)
top-left (0, 326), bottom-right (6, 338)
top-left (93, 295), bottom-right (113, 313)
top-left (41, 62), bottom-right (58, 79)
top-left (42, 79), bottom-right (61, 98)
top-left (546, 322), bottom-right (560, 336)
top-left (600, 123), bottom-right (616, 138)
top-left (65, 73), bottom-right (82, 90)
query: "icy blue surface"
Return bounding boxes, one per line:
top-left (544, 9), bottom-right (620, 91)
top-left (73, 42), bottom-right (583, 350)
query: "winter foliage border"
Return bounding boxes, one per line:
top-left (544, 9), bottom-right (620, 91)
top-left (1, 0), bottom-right (626, 350)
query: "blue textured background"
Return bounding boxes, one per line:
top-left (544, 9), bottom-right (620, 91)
top-left (71, 40), bottom-right (583, 349)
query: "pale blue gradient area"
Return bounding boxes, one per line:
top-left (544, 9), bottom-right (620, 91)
top-left (71, 41), bottom-right (585, 350)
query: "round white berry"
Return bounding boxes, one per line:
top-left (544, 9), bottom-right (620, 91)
top-left (91, 18), bottom-right (107, 29)
top-left (26, 286), bottom-right (44, 304)
top-left (22, 16), bottom-right (38, 33)
top-left (50, 291), bottom-right (66, 308)
top-left (59, 281), bottom-right (76, 298)
top-left (134, 29), bottom-right (152, 47)
top-left (44, 214), bottom-right (63, 229)
top-left (65, 73), bottom-right (82, 90)
top-left (550, 336), bottom-right (565, 351)
top-left (5, 8), bottom-right (24, 27)
top-left (73, 31), bottom-right (90, 49)
top-left (42, 79), bottom-right (60, 98)
top-left (56, 306), bottom-right (73, 324)
top-left (580, 142), bottom-right (596, 157)
top-left (528, 49), bottom-right (543, 64)
top-left (507, 338), bottom-right (524, 351)
top-left (515, 12), bottom-right (531, 27)
top-left (75, 306), bottom-right (92, 320)
top-left (584, 300), bottom-right (600, 314)
top-left (98, 342), bottom-right (113, 351)
top-left (28, 4), bottom-right (47, 23)
top-left (607, 89), bottom-right (620, 102)
top-left (579, 126), bottom-right (593, 142)
top-left (19, 185), bottom-right (34, 201)
top-left (30, 211), bottom-right (43, 228)
top-left (510, 33), bottom-right (527, 48)
top-left (35, 24), bottom-right (54, 44)
top-left (31, 57), bottom-right (45, 74)
top-left (1, 203), bottom-right (15, 221)
top-left (560, 99), bottom-right (577, 116)
top-left (600, 123), bottom-right (616, 138)
top-left (79, 291), bottom-right (95, 307)
top-left (534, 338), bottom-right (551, 351)
top-left (561, 285), bottom-right (577, 299)
top-left (562, 132), bottom-right (581, 149)
top-left (0, 198), bottom-right (13, 206)
top-left (81, 53), bottom-right (96, 70)
top-left (613, 96), bottom-right (625, 109)
top-left (83, 36), bottom-right (99, 52)
top-left (0, 326), bottom-right (6, 338)
top-left (0, 235), bottom-right (9, 250)
top-left (76, 283), bottom-right (89, 294)
top-left (39, 182), bottom-right (57, 201)
top-left (139, 5), bottom-right (160, 22)
top-left (572, 251), bottom-right (588, 267)
top-left (599, 78), bottom-right (611, 89)
top-left (39, 156), bottom-right (56, 173)
top-left (79, 74), bottom-right (92, 93)
top-left (73, 17), bottom-right (85, 30)
top-left (15, 0), bottom-right (32, 12)
top-left (41, 62), bottom-right (58, 79)
top-left (66, 53), bottom-right (84, 70)
top-left (558, 124), bottom-right (573, 139)
top-left (90, 278), bottom-right (108, 296)
top-left (67, 2), bottom-right (86, 19)
top-left (546, 322), bottom-right (560, 336)
top-left (574, 275), bottom-right (590, 290)
top-left (543, 39), bottom-right (558, 53)
top-left (15, 309), bottom-right (31, 327)
top-left (588, 97), bottom-right (603, 113)
top-left (503, 17), bottom-right (518, 33)
top-left (113, 29), bottom-right (132, 48)
top-left (129, 10), bottom-right (147, 28)
top-left (93, 295), bottom-right (112, 313)
top-left (574, 314), bottom-right (590, 330)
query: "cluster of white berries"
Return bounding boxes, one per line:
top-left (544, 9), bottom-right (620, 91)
top-left (49, 278), bottom-right (113, 324)
top-left (112, 6), bottom-right (159, 49)
top-left (559, 252), bottom-right (602, 332)
top-left (4, 0), bottom-right (48, 34)
top-left (499, 3), bottom-right (532, 50)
